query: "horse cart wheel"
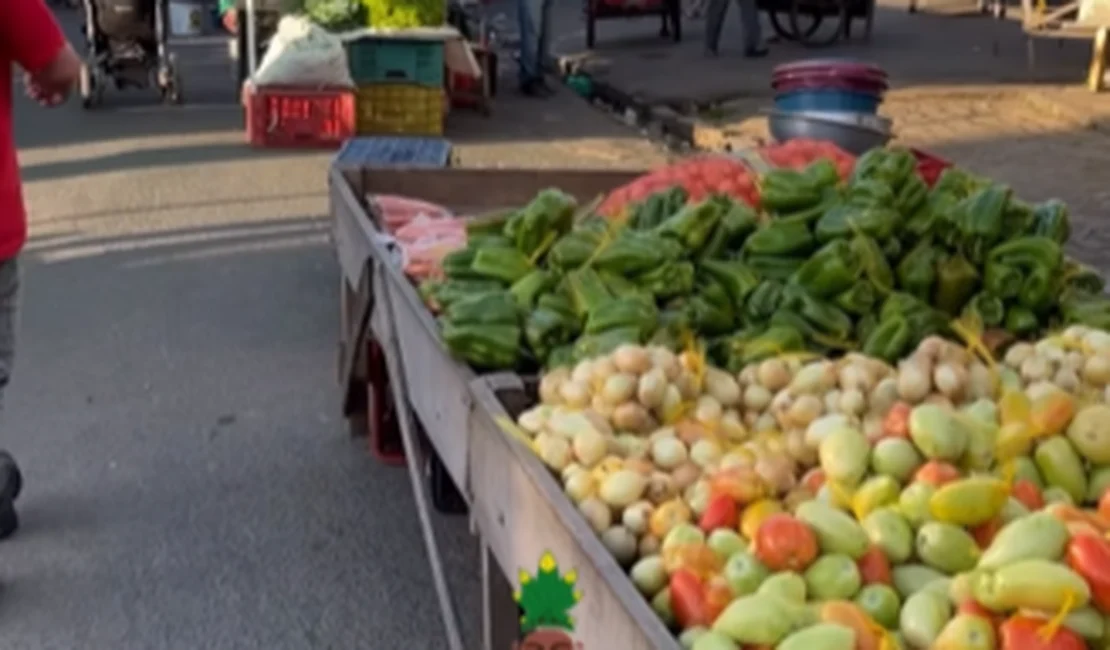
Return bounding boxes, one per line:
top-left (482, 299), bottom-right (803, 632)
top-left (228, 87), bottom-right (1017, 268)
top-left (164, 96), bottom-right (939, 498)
top-left (789, 0), bottom-right (849, 46)
top-left (768, 10), bottom-right (823, 40)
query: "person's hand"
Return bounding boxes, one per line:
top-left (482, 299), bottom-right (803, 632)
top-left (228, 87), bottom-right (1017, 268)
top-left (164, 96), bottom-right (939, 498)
top-left (23, 72), bottom-right (67, 107)
top-left (222, 9), bottom-right (239, 34)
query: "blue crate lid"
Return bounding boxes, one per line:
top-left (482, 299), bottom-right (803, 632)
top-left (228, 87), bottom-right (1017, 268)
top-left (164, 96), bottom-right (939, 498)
top-left (333, 136), bottom-right (452, 169)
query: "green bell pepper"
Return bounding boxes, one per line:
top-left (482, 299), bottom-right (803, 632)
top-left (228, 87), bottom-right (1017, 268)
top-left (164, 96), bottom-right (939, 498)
top-left (636, 261), bottom-right (695, 300)
top-left (442, 322), bottom-right (522, 370)
top-left (444, 290), bottom-right (520, 326)
top-left (421, 278), bottom-right (504, 311)
top-left (855, 312), bottom-right (878, 344)
top-left (503, 189), bottom-right (577, 258)
top-left (744, 281), bottom-right (785, 323)
top-left (1002, 197), bottom-right (1036, 237)
top-left (573, 326), bottom-right (643, 361)
top-left (896, 240), bottom-right (941, 301)
top-left (510, 270), bottom-right (557, 309)
top-left (745, 254), bottom-right (806, 282)
top-left (782, 290), bottom-right (854, 341)
top-left (471, 247), bottom-right (534, 284)
top-left (700, 200), bottom-right (760, 259)
top-left (863, 316), bottom-right (912, 362)
top-left (1062, 260), bottom-right (1105, 295)
top-left (546, 223), bottom-right (605, 269)
top-left (566, 268), bottom-right (612, 318)
top-left (895, 174), bottom-right (928, 216)
top-left (759, 169), bottom-right (825, 213)
top-left (902, 203), bottom-right (938, 241)
top-left (525, 308), bottom-right (578, 363)
top-left (834, 282), bottom-right (876, 316)
top-left (1004, 305), bottom-right (1040, 336)
top-left (847, 178), bottom-right (897, 209)
top-left (851, 234), bottom-right (894, 294)
top-left (736, 325), bottom-right (806, 366)
top-left (593, 231), bottom-right (683, 275)
top-left (933, 253), bottom-right (980, 316)
top-left (630, 187), bottom-right (687, 230)
top-left (585, 298), bottom-right (658, 337)
top-left (983, 262), bottom-right (1021, 300)
top-left (790, 239), bottom-right (860, 299)
top-left (744, 219), bottom-right (815, 257)
top-left (699, 259), bottom-right (760, 309)
top-left (988, 236), bottom-right (1063, 272)
top-left (1018, 264), bottom-right (1056, 312)
top-left (814, 204), bottom-right (898, 243)
top-left (950, 184), bottom-right (1010, 263)
top-left (1029, 198), bottom-right (1070, 244)
top-left (962, 293), bottom-right (1005, 328)
top-left (657, 198), bottom-right (724, 251)
top-left (688, 288), bottom-right (735, 336)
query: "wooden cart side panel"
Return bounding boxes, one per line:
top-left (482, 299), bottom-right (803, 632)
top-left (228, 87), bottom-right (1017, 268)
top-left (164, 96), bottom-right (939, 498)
top-left (330, 167), bottom-right (375, 289)
top-left (357, 167), bottom-right (644, 212)
top-left (467, 379), bottom-right (681, 650)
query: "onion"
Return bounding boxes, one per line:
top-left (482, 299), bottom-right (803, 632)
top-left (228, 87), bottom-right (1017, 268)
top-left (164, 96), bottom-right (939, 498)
top-left (824, 389), bottom-right (843, 415)
top-left (639, 535), bottom-right (661, 558)
top-left (694, 396), bottom-right (723, 427)
top-left (1020, 355), bottom-right (1053, 383)
top-left (539, 367), bottom-right (569, 404)
top-left (601, 526), bottom-right (639, 567)
top-left (590, 356), bottom-right (618, 388)
top-left (754, 413), bottom-right (778, 433)
top-left (590, 395), bottom-right (616, 421)
top-left (787, 394), bottom-right (824, 428)
top-left (548, 411), bottom-right (597, 439)
top-left (738, 365), bottom-right (757, 386)
top-left (1063, 351), bottom-right (1086, 374)
top-left (1085, 329), bottom-right (1110, 352)
top-left (674, 372), bottom-right (700, 400)
top-left (535, 433), bottom-right (573, 471)
top-left (578, 498), bottom-right (612, 533)
top-left (838, 389), bottom-right (866, 417)
top-left (791, 361), bottom-right (837, 394)
top-left (600, 470), bottom-right (648, 508)
top-left (804, 414), bottom-right (852, 448)
top-left (613, 403), bottom-right (654, 433)
top-left (684, 480), bottom-right (712, 515)
top-left (1084, 355), bottom-right (1110, 385)
top-left (838, 363), bottom-right (873, 393)
top-left (704, 368), bottom-right (742, 407)
top-left (869, 377), bottom-right (899, 416)
top-left (670, 462), bottom-right (702, 492)
top-left (757, 358), bottom-right (791, 391)
top-left (1054, 367), bottom-right (1081, 393)
top-left (571, 360), bottom-right (594, 385)
top-left (934, 363), bottom-right (969, 401)
top-left (613, 345), bottom-right (652, 375)
top-left (648, 426), bottom-right (677, 442)
top-left (897, 360), bottom-right (932, 403)
top-left (690, 439), bottom-right (723, 468)
top-left (862, 414), bottom-right (884, 443)
top-left (637, 369), bottom-right (668, 408)
top-left (967, 363), bottom-right (996, 401)
top-left (624, 458), bottom-right (655, 477)
top-left (517, 406), bottom-right (550, 435)
top-left (614, 434), bottom-right (649, 459)
top-left (564, 471), bottom-right (596, 503)
top-left (721, 409), bottom-right (749, 442)
top-left (573, 428), bottom-right (608, 467)
top-left (784, 429), bottom-right (812, 465)
top-left (584, 409), bottom-right (614, 437)
top-left (622, 501), bottom-right (654, 535)
top-left (916, 336), bottom-right (946, 362)
top-left (1026, 380), bottom-right (1061, 402)
top-left (651, 437), bottom-right (688, 469)
top-left (755, 454), bottom-right (796, 494)
top-left (560, 380), bottom-right (591, 408)
top-left (659, 385), bottom-right (684, 419)
top-left (1004, 342), bottom-right (1036, 368)
top-left (650, 347), bottom-right (681, 381)
top-left (601, 373), bottom-right (637, 405)
top-left (646, 472), bottom-right (678, 503)
top-left (744, 384), bottom-right (773, 411)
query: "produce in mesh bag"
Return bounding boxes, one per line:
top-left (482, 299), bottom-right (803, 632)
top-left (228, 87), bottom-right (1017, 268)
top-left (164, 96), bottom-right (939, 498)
top-left (251, 16), bottom-right (354, 87)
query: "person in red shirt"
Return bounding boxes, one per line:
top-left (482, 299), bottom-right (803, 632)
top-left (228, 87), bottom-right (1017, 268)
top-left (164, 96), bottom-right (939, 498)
top-left (1, 0), bottom-right (83, 539)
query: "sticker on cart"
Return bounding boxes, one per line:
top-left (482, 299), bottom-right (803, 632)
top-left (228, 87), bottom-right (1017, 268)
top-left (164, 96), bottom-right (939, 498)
top-left (513, 551), bottom-right (583, 649)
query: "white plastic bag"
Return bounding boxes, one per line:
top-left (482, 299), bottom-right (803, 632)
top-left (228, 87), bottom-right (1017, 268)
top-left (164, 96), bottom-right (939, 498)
top-left (251, 16), bottom-right (354, 88)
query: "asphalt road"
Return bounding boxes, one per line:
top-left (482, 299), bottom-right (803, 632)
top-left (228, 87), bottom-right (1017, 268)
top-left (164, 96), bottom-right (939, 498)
top-left (4, 7), bottom-right (664, 650)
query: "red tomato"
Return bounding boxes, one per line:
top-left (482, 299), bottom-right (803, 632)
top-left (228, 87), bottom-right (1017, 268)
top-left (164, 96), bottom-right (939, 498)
top-left (857, 546), bottom-right (892, 585)
top-left (882, 402), bottom-right (912, 439)
top-left (801, 468), bottom-right (826, 494)
top-left (753, 513), bottom-right (819, 572)
top-left (914, 461), bottom-right (962, 487)
top-left (958, 599), bottom-right (999, 626)
top-left (1065, 533), bottom-right (1110, 612)
top-left (970, 517), bottom-right (1004, 549)
top-left (698, 494), bottom-right (739, 532)
top-left (999, 614), bottom-right (1086, 650)
top-left (670, 570), bottom-right (710, 630)
top-left (703, 575), bottom-right (734, 624)
top-left (1099, 488), bottom-right (1110, 522)
top-left (1011, 479), bottom-right (1044, 511)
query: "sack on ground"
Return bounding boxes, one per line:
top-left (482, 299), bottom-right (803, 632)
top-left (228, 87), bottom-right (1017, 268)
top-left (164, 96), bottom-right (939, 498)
top-left (251, 16), bottom-right (354, 88)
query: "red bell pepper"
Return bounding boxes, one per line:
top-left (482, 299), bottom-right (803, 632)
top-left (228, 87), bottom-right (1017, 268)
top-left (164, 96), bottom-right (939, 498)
top-left (1065, 533), bottom-right (1110, 612)
top-left (999, 615), bottom-right (1085, 650)
top-left (670, 569), bottom-right (711, 629)
top-left (698, 494), bottom-right (738, 532)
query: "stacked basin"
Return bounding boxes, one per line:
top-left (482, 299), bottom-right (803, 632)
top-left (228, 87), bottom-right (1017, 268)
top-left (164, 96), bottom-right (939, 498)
top-left (767, 59), bottom-right (893, 155)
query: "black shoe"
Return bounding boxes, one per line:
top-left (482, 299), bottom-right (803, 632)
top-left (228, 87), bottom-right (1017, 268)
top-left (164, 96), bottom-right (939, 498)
top-left (520, 79), bottom-right (555, 98)
top-left (0, 502), bottom-right (17, 540)
top-left (744, 46), bottom-right (769, 58)
top-left (0, 451), bottom-right (22, 503)
top-left (704, 46), bottom-right (719, 57)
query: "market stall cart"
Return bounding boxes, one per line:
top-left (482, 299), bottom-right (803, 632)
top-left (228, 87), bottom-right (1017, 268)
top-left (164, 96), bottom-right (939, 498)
top-left (330, 162), bottom-right (684, 649)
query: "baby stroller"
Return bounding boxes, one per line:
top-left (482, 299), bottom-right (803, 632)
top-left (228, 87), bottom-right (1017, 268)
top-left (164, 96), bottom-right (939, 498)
top-left (79, 0), bottom-right (182, 107)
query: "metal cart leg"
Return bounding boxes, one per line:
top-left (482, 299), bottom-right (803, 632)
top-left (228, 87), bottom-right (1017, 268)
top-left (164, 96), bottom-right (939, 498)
top-left (482, 543), bottom-right (521, 650)
top-left (376, 261), bottom-right (466, 650)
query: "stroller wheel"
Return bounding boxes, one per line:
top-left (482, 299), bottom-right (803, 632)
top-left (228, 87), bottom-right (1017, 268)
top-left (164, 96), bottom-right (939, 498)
top-left (79, 64), bottom-right (95, 109)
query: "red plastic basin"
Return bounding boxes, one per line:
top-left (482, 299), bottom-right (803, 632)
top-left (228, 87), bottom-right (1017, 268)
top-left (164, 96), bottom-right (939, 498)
top-left (773, 59), bottom-right (887, 79)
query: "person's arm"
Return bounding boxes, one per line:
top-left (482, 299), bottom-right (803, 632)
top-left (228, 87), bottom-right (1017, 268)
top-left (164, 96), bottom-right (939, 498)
top-left (0, 0), bottom-right (81, 99)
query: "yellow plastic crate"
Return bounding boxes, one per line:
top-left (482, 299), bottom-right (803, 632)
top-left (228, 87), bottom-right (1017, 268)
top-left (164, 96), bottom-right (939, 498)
top-left (355, 84), bottom-right (445, 136)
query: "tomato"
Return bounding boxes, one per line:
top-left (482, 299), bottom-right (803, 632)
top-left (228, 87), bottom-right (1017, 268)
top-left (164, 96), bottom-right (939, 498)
top-left (801, 468), bottom-right (826, 493)
top-left (857, 545), bottom-right (892, 586)
top-left (819, 600), bottom-right (882, 650)
top-left (753, 513), bottom-right (819, 572)
top-left (670, 569), bottom-right (711, 630)
top-left (1011, 479), bottom-right (1044, 511)
top-left (699, 494), bottom-right (739, 532)
top-left (1065, 533), bottom-right (1110, 612)
top-left (999, 614), bottom-right (1086, 650)
top-left (703, 575), bottom-right (735, 623)
top-left (882, 402), bottom-right (912, 439)
top-left (958, 600), bottom-right (1000, 626)
top-left (970, 517), bottom-right (1004, 549)
top-left (1099, 487), bottom-right (1110, 521)
top-left (1045, 503), bottom-right (1110, 534)
top-left (914, 461), bottom-right (962, 487)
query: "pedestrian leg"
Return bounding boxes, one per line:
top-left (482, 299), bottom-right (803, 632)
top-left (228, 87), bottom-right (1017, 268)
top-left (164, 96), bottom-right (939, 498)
top-left (704, 0), bottom-right (730, 54)
top-left (736, 0), bottom-right (768, 56)
top-left (0, 257), bottom-right (23, 541)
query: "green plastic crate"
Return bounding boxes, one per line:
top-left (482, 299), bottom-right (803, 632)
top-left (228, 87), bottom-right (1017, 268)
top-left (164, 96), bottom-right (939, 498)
top-left (346, 37), bottom-right (445, 87)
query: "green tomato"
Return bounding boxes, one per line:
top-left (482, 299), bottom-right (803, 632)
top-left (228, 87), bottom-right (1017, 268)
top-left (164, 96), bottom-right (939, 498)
top-left (871, 438), bottom-right (924, 483)
top-left (707, 529), bottom-right (747, 561)
top-left (898, 482), bottom-right (936, 529)
top-left (855, 583), bottom-right (902, 629)
top-left (804, 553), bottom-right (862, 601)
top-left (723, 550), bottom-right (770, 597)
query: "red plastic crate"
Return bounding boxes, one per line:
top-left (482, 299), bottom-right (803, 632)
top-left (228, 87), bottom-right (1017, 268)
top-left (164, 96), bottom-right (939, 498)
top-left (911, 148), bottom-right (953, 189)
top-left (245, 85), bottom-right (356, 148)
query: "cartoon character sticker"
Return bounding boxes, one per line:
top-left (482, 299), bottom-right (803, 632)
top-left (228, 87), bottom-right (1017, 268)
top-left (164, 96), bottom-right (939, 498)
top-left (513, 551), bottom-right (583, 650)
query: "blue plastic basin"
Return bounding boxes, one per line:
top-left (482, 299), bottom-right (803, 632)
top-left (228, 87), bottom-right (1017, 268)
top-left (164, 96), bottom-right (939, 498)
top-left (774, 90), bottom-right (882, 114)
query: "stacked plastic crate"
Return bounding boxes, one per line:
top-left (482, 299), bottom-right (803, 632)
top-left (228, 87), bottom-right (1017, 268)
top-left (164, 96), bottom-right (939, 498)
top-left (346, 34), bottom-right (447, 136)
